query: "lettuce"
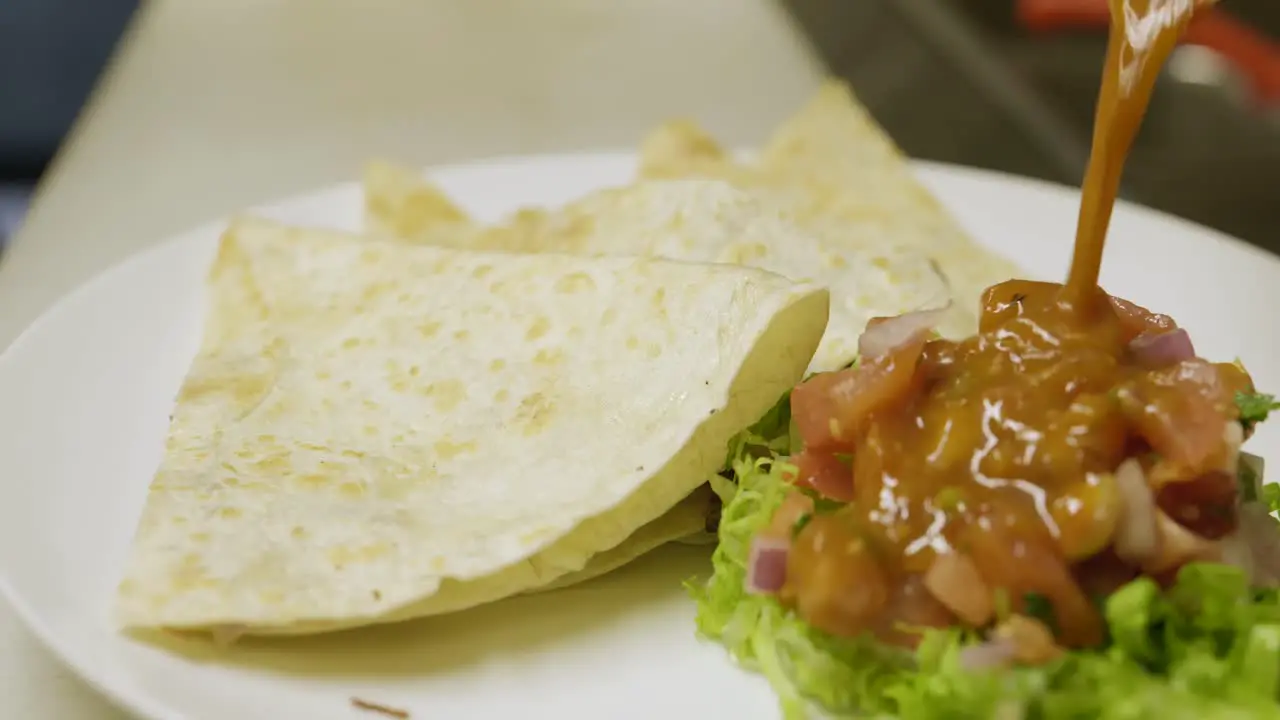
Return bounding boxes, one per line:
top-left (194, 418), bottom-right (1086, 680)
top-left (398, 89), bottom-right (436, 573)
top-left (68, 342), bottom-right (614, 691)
top-left (691, 452), bottom-right (912, 718)
top-left (690, 411), bottom-right (1280, 719)
top-left (1237, 391), bottom-right (1280, 435)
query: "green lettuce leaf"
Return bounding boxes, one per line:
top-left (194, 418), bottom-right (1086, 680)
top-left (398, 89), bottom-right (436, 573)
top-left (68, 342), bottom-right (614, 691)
top-left (690, 453), bottom-right (913, 719)
top-left (691, 401), bottom-right (1280, 719)
top-left (1264, 483), bottom-right (1280, 517)
top-left (1238, 391), bottom-right (1280, 435)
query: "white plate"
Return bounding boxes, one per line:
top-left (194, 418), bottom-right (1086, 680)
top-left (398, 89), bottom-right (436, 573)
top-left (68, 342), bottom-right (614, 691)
top-left (1, 153), bottom-right (1278, 720)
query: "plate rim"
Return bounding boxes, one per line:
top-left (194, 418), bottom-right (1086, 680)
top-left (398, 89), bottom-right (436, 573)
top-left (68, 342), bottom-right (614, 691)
top-left (2, 150), bottom-right (1278, 720)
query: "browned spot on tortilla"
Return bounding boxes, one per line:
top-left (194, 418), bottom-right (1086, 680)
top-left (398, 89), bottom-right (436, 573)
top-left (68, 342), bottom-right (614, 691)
top-left (515, 392), bottom-right (554, 436)
top-left (177, 371), bottom-right (272, 407)
top-left (433, 439), bottom-right (477, 460)
top-left (554, 272), bottom-right (596, 294)
top-left (526, 316), bottom-right (551, 340)
top-left (423, 379), bottom-right (467, 411)
top-left (533, 348), bottom-right (563, 366)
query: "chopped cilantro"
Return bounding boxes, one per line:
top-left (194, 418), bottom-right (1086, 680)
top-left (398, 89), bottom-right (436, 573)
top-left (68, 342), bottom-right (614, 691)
top-left (1265, 484), bottom-right (1280, 516)
top-left (1022, 592), bottom-right (1059, 635)
top-left (796, 486), bottom-right (845, 514)
top-left (792, 512), bottom-right (813, 538)
top-left (1237, 391), bottom-right (1280, 434)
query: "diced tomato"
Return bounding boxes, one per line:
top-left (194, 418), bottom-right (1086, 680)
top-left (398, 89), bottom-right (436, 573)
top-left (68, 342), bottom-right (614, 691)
top-left (1109, 295), bottom-right (1177, 342)
top-left (791, 450), bottom-right (854, 502)
top-left (790, 370), bottom-right (857, 452)
top-left (785, 514), bottom-right (891, 637)
top-left (871, 575), bottom-right (954, 648)
top-left (979, 279), bottom-right (1063, 331)
top-left (1120, 359), bottom-right (1233, 474)
top-left (1156, 470), bottom-right (1238, 539)
top-left (961, 517), bottom-right (1104, 647)
top-left (790, 337), bottom-right (928, 452)
top-left (1073, 549), bottom-right (1139, 600)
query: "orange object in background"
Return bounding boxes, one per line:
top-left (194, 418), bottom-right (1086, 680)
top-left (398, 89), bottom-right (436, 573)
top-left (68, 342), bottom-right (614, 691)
top-left (1016, 0), bottom-right (1280, 106)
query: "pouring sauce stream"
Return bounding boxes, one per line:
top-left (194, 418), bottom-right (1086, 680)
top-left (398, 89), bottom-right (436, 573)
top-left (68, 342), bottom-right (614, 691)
top-left (1064, 0), bottom-right (1210, 306)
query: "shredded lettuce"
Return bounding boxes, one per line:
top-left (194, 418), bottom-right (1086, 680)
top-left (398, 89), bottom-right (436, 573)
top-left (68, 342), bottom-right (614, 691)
top-left (722, 389), bottom-right (796, 469)
top-left (1266, 483), bottom-right (1280, 517)
top-left (690, 406), bottom-right (1280, 719)
top-left (1238, 391), bottom-right (1280, 435)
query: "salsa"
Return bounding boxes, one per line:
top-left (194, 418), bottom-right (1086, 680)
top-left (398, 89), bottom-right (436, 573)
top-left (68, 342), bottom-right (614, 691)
top-left (770, 281), bottom-right (1253, 650)
top-left (748, 0), bottom-right (1253, 659)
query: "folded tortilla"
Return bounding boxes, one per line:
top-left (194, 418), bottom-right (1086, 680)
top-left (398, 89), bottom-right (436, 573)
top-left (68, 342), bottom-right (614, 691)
top-left (355, 81), bottom-right (1022, 564)
top-left (363, 162), bottom-right (724, 572)
top-left (363, 163), bottom-right (955, 373)
top-left (636, 79), bottom-right (1023, 322)
top-left (366, 84), bottom-right (1023, 321)
top-left (362, 82), bottom-right (1023, 350)
top-left (115, 217), bottom-right (827, 635)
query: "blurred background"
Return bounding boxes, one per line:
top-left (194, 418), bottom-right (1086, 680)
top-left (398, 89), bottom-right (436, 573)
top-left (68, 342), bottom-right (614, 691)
top-left (1, 0), bottom-right (1278, 253)
top-left (0, 0), bottom-right (139, 249)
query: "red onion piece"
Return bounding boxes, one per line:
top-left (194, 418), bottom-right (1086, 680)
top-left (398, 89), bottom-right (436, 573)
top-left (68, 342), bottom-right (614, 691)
top-left (791, 450), bottom-right (855, 502)
top-left (857, 305), bottom-right (949, 359)
top-left (958, 638), bottom-right (1017, 671)
top-left (1129, 328), bottom-right (1195, 367)
top-left (745, 535), bottom-right (790, 595)
top-left (1114, 459), bottom-right (1159, 564)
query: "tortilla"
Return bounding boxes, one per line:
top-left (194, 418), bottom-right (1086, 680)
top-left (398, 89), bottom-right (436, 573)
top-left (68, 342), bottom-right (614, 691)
top-left (364, 160), bottom-right (474, 246)
top-left (115, 217), bottom-right (828, 634)
top-left (363, 165), bottom-right (957, 372)
top-left (363, 160), bottom-right (722, 567)
top-left (636, 80), bottom-right (1023, 321)
top-left (532, 485), bottom-right (715, 593)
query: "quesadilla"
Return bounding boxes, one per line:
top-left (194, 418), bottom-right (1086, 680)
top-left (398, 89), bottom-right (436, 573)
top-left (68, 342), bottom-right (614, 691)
top-left (636, 80), bottom-right (1023, 320)
top-left (363, 162), bottom-right (959, 373)
top-left (363, 82), bottom-right (1022, 352)
top-left (115, 217), bottom-right (828, 635)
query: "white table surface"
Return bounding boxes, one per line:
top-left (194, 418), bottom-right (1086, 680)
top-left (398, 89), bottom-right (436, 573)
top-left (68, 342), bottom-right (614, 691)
top-left (0, 1), bottom-right (821, 717)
